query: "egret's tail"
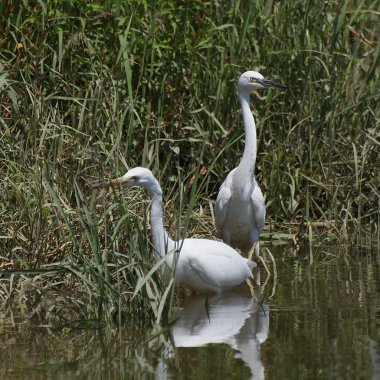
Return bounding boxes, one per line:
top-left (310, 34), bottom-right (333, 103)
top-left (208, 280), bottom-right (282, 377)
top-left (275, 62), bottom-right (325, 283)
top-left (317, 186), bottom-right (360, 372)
top-left (246, 259), bottom-right (257, 271)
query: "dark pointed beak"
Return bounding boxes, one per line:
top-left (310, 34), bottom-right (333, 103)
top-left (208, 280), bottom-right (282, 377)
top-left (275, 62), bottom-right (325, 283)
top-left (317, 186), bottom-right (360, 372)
top-left (91, 176), bottom-right (129, 189)
top-left (258, 78), bottom-right (288, 89)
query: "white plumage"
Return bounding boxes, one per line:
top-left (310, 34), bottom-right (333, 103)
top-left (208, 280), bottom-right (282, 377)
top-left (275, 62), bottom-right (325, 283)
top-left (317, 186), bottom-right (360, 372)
top-left (215, 71), bottom-right (287, 255)
top-left (92, 167), bottom-right (256, 293)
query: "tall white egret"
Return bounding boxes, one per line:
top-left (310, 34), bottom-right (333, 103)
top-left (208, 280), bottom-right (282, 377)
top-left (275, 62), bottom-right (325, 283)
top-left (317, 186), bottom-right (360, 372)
top-left (215, 71), bottom-right (287, 257)
top-left (92, 167), bottom-right (256, 293)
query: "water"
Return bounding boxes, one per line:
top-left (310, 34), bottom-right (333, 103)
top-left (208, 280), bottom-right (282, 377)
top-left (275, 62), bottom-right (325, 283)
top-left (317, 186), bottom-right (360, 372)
top-left (2, 246), bottom-right (380, 379)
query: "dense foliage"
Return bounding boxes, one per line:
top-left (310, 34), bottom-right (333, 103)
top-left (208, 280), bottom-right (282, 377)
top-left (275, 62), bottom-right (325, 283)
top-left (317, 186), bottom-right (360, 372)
top-left (1, 0), bottom-right (379, 323)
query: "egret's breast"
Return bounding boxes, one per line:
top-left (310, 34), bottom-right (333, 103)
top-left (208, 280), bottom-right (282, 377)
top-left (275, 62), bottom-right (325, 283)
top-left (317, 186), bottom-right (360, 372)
top-left (226, 192), bottom-right (253, 222)
top-left (222, 191), bottom-right (255, 249)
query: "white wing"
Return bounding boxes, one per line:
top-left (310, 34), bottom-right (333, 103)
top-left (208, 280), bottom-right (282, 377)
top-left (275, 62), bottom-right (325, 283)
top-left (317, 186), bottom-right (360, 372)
top-left (215, 168), bottom-right (236, 231)
top-left (251, 183), bottom-right (265, 235)
top-left (178, 239), bottom-right (252, 292)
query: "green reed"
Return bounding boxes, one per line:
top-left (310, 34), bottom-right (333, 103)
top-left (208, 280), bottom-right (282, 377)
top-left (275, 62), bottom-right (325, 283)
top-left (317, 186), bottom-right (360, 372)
top-left (0, 0), bottom-right (379, 324)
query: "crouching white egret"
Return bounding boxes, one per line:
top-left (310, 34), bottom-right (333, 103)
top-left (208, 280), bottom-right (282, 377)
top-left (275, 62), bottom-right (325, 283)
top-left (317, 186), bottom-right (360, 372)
top-left (92, 167), bottom-right (256, 293)
top-left (215, 71), bottom-right (287, 257)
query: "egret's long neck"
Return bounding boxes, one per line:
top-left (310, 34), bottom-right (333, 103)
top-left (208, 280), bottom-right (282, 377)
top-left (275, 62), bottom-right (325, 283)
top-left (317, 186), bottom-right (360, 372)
top-left (149, 181), bottom-right (173, 263)
top-left (238, 89), bottom-right (257, 176)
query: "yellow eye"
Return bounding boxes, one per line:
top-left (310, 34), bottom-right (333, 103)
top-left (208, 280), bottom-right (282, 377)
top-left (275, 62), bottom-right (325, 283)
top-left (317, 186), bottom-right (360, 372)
top-left (249, 77), bottom-right (257, 83)
top-left (131, 176), bottom-right (139, 181)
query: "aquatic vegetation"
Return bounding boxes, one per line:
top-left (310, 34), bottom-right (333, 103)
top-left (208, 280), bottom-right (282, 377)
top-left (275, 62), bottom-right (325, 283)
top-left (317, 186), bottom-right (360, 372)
top-left (1, 0), bottom-right (379, 324)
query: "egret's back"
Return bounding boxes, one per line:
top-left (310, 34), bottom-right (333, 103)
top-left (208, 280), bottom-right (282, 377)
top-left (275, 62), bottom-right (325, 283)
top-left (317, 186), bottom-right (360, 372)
top-left (175, 238), bottom-right (255, 293)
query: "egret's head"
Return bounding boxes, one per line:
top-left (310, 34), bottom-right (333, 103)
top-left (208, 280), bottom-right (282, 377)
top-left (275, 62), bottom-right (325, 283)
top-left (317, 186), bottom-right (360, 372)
top-left (91, 167), bottom-right (156, 191)
top-left (237, 71), bottom-right (287, 92)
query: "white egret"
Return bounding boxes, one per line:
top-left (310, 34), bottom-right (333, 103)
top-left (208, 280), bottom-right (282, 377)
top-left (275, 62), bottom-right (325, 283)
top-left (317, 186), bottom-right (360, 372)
top-left (215, 71), bottom-right (287, 257)
top-left (92, 167), bottom-right (256, 293)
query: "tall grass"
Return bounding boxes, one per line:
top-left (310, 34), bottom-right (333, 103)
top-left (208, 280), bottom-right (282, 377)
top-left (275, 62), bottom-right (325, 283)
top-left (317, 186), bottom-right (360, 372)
top-left (1, 0), bottom-right (379, 324)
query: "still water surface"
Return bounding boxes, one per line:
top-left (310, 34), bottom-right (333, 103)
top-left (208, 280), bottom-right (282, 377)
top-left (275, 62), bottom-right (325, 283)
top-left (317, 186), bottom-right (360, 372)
top-left (2, 246), bottom-right (380, 379)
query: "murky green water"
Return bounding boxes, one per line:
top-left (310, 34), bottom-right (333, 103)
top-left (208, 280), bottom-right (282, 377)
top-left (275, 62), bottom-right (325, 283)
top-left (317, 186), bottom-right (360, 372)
top-left (2, 246), bottom-right (380, 379)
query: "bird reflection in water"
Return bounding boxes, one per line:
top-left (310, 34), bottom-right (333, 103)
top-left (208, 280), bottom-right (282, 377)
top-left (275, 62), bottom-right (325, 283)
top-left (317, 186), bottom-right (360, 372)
top-left (156, 289), bottom-right (269, 380)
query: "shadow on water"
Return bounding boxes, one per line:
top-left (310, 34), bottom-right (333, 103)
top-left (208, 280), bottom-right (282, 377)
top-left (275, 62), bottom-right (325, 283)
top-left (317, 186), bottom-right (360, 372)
top-left (1, 245), bottom-right (380, 379)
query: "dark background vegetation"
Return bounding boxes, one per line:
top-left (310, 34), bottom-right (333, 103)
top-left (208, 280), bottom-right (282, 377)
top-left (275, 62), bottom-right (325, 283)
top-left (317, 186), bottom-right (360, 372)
top-left (0, 0), bottom-right (379, 322)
